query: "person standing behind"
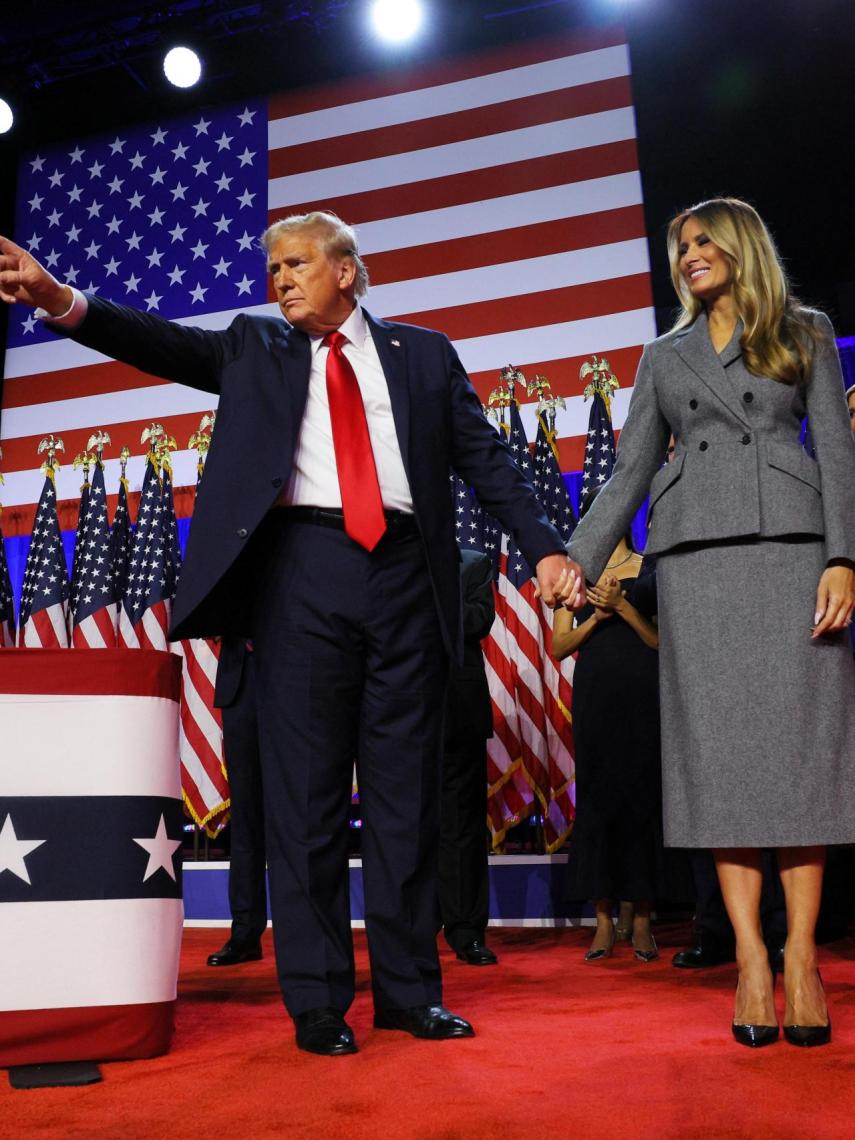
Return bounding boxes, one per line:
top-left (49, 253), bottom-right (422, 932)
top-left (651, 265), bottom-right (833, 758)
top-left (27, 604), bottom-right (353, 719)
top-left (207, 639), bottom-right (268, 968)
top-left (561, 197), bottom-right (855, 1048)
top-left (553, 502), bottom-right (663, 963)
top-left (439, 549), bottom-right (498, 967)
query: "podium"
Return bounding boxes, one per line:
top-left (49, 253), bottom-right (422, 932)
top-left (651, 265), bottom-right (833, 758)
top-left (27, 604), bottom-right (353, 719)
top-left (0, 649), bottom-right (183, 1067)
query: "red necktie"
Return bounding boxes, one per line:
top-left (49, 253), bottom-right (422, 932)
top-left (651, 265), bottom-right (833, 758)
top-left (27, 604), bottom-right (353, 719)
top-left (324, 330), bottom-right (387, 551)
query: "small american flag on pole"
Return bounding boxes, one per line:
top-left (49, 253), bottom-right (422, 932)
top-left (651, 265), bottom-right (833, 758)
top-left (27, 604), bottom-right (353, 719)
top-left (110, 458), bottom-right (132, 612)
top-left (579, 356), bottom-right (619, 512)
top-left (118, 450), bottom-right (172, 651)
top-left (0, 527), bottom-right (14, 647)
top-left (17, 461), bottom-right (69, 648)
top-left (71, 458), bottom-right (118, 649)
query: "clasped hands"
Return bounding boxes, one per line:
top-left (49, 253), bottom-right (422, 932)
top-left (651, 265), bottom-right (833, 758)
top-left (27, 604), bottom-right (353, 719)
top-left (535, 553), bottom-right (586, 610)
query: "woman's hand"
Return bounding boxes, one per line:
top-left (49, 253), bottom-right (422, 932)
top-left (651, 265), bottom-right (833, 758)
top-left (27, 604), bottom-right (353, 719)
top-left (592, 605), bottom-right (614, 623)
top-left (587, 575), bottom-right (625, 612)
top-left (812, 564), bottom-right (855, 638)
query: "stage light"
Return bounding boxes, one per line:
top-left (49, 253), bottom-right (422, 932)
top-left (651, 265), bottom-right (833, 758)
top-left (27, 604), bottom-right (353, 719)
top-left (0, 98), bottom-right (13, 134)
top-left (163, 46), bottom-right (203, 89)
top-left (369, 0), bottom-right (425, 45)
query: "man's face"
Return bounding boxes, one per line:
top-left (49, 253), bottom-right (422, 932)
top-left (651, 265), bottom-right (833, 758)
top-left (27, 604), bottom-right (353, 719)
top-left (848, 391), bottom-right (855, 437)
top-left (267, 230), bottom-right (356, 335)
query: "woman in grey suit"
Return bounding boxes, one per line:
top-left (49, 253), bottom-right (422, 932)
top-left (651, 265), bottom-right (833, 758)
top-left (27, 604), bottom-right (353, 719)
top-left (562, 198), bottom-right (855, 1048)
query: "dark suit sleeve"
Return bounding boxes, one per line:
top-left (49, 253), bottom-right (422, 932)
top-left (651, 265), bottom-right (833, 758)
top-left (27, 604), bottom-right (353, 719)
top-left (60, 293), bottom-right (242, 395)
top-left (461, 552), bottom-right (495, 642)
top-left (442, 339), bottom-right (566, 568)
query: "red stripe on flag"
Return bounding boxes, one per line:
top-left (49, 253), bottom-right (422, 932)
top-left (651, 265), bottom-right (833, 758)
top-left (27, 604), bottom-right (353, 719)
top-left (269, 76), bottom-right (634, 179)
top-left (2, 360), bottom-right (172, 410)
top-left (266, 26), bottom-right (627, 119)
top-left (365, 205), bottom-right (647, 288)
top-left (268, 139), bottom-right (641, 230)
top-left (391, 274), bottom-right (653, 345)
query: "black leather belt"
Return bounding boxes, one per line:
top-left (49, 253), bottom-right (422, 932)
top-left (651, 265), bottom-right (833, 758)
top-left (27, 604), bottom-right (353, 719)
top-left (276, 506), bottom-right (418, 537)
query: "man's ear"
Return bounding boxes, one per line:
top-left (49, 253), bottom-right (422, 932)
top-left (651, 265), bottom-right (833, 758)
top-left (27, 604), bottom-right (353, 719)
top-left (339, 256), bottom-right (357, 289)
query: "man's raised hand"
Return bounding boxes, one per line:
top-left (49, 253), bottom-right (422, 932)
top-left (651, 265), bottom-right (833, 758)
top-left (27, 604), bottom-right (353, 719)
top-left (0, 235), bottom-right (72, 314)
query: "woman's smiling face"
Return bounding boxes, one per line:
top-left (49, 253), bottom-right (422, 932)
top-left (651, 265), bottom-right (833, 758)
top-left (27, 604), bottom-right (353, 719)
top-left (677, 215), bottom-right (735, 303)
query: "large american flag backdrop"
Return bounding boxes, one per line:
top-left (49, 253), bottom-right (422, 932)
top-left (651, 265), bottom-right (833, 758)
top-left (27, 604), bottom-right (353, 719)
top-left (1, 24), bottom-right (656, 842)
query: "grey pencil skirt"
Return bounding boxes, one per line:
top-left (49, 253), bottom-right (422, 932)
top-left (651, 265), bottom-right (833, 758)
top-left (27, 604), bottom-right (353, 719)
top-left (656, 536), bottom-right (855, 848)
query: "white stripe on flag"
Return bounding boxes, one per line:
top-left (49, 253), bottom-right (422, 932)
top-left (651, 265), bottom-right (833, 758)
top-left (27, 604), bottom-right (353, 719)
top-left (268, 107), bottom-right (637, 207)
top-left (0, 898), bottom-right (183, 1011)
top-left (355, 172), bottom-right (645, 254)
top-left (178, 718), bottom-right (226, 808)
top-left (366, 238), bottom-right (651, 320)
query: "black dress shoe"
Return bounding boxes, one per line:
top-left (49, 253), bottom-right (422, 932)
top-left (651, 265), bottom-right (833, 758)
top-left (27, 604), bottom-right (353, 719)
top-left (206, 938), bottom-right (263, 967)
top-left (294, 1009), bottom-right (358, 1056)
top-left (671, 941), bottom-right (735, 969)
top-left (374, 1004), bottom-right (475, 1039)
top-left (456, 940), bottom-right (498, 966)
top-left (732, 1022), bottom-right (780, 1048)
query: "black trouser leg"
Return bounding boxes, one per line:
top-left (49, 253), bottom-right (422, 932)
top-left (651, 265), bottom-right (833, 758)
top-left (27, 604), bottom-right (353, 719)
top-left (438, 740), bottom-right (489, 953)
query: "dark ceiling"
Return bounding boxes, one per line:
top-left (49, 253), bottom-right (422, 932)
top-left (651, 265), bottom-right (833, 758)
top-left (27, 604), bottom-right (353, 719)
top-left (2, 0), bottom-right (855, 335)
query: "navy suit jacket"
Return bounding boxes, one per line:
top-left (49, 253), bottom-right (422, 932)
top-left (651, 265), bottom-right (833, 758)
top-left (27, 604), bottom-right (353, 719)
top-left (66, 296), bottom-right (564, 658)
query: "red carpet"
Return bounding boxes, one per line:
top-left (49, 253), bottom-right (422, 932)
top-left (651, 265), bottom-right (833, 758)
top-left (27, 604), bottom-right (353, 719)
top-left (4, 924), bottom-right (855, 1138)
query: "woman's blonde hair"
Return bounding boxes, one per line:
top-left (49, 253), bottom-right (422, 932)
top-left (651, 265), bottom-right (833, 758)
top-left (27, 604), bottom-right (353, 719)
top-left (666, 197), bottom-right (823, 385)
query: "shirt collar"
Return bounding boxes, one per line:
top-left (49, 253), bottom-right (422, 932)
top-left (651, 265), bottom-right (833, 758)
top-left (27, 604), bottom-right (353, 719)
top-left (308, 303), bottom-right (369, 358)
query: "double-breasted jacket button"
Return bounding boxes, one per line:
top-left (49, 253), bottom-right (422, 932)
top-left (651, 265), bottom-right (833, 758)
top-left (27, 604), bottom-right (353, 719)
top-left (237, 527), bottom-right (248, 538)
top-left (699, 440), bottom-right (708, 452)
top-left (272, 477), bottom-right (282, 488)
top-left (689, 398), bottom-right (698, 410)
top-left (741, 434), bottom-right (751, 445)
top-left (743, 391), bottom-right (754, 403)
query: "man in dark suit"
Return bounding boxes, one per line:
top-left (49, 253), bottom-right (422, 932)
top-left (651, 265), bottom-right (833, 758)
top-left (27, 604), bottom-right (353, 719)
top-left (207, 639), bottom-right (268, 968)
top-left (439, 549), bottom-right (497, 966)
top-left (1, 216), bottom-right (584, 1056)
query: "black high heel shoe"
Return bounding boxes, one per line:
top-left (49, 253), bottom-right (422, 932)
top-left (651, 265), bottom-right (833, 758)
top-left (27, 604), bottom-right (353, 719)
top-left (584, 925), bottom-right (615, 962)
top-left (732, 970), bottom-right (779, 1048)
top-left (784, 969), bottom-right (831, 1047)
top-left (633, 935), bottom-right (659, 963)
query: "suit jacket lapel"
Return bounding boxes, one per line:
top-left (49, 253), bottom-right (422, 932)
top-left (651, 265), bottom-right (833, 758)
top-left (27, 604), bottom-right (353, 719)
top-left (274, 322), bottom-right (312, 453)
top-left (364, 309), bottom-right (412, 472)
top-left (672, 312), bottom-right (751, 428)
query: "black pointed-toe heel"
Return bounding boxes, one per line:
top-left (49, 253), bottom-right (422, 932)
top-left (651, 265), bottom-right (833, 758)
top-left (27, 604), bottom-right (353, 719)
top-left (732, 1022), bottom-right (780, 1048)
top-left (784, 969), bottom-right (831, 1046)
top-left (633, 935), bottom-right (659, 963)
top-left (783, 1021), bottom-right (831, 1047)
top-left (584, 927), bottom-right (615, 962)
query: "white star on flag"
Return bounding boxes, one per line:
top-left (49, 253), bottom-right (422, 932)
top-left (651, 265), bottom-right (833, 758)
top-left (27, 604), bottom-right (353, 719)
top-left (133, 814), bottom-right (182, 882)
top-left (0, 813), bottom-right (46, 885)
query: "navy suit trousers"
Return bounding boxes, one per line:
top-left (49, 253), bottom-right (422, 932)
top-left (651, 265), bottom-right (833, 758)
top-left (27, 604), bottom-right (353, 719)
top-left (220, 653), bottom-right (268, 944)
top-left (251, 514), bottom-right (448, 1016)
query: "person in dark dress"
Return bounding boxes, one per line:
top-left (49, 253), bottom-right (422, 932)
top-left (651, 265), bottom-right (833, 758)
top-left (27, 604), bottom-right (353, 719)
top-left (554, 498), bottom-right (664, 962)
top-left (438, 549), bottom-right (497, 966)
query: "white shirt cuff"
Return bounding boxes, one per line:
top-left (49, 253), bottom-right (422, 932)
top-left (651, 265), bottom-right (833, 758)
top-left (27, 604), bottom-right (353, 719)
top-left (35, 287), bottom-right (89, 329)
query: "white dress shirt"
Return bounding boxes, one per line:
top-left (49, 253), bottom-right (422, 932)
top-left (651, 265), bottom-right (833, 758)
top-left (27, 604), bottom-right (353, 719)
top-left (41, 291), bottom-right (414, 513)
top-left (283, 303), bottom-right (413, 512)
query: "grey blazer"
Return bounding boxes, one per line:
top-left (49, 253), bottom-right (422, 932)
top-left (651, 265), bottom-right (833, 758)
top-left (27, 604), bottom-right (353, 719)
top-left (568, 309), bottom-right (855, 581)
